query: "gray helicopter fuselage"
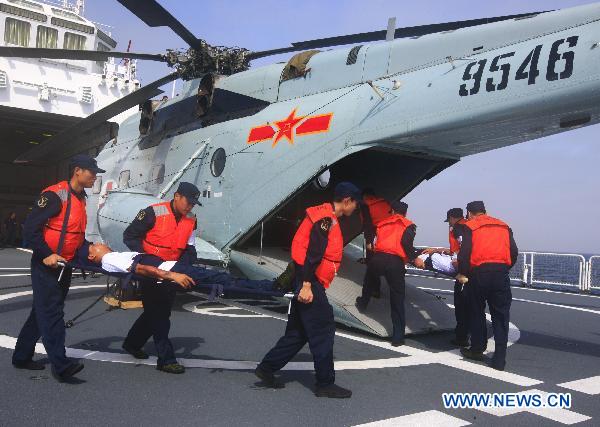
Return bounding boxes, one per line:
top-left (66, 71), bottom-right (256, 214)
top-left (88, 3), bottom-right (600, 257)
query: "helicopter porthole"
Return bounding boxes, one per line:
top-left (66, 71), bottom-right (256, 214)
top-left (210, 148), bottom-right (226, 177)
top-left (313, 169), bottom-right (330, 190)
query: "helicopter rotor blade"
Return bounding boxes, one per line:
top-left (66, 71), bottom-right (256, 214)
top-left (15, 72), bottom-right (179, 163)
top-left (116, 0), bottom-right (203, 50)
top-left (247, 11), bottom-right (549, 60)
top-left (0, 46), bottom-right (167, 62)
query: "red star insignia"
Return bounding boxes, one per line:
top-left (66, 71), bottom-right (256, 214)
top-left (272, 108), bottom-right (304, 147)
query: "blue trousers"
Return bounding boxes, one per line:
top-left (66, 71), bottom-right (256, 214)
top-left (124, 279), bottom-right (177, 366)
top-left (12, 260), bottom-right (73, 374)
top-left (467, 267), bottom-right (512, 362)
top-left (454, 280), bottom-right (470, 341)
top-left (258, 275), bottom-right (335, 387)
top-left (361, 252), bottom-right (406, 342)
top-left (171, 264), bottom-right (274, 292)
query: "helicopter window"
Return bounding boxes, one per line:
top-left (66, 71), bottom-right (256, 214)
top-left (210, 148), bottom-right (226, 177)
top-left (4, 17), bottom-right (31, 47)
top-left (36, 26), bottom-right (58, 48)
top-left (151, 164), bottom-right (165, 185)
top-left (346, 45), bottom-right (362, 65)
top-left (118, 170), bottom-right (130, 189)
top-left (63, 32), bottom-right (86, 50)
top-left (92, 176), bottom-right (102, 194)
top-left (281, 50), bottom-right (320, 81)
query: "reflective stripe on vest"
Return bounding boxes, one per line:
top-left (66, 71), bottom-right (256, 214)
top-left (449, 218), bottom-right (466, 254)
top-left (41, 181), bottom-right (87, 261)
top-left (290, 203), bottom-right (343, 288)
top-left (363, 195), bottom-right (392, 226)
top-left (142, 201), bottom-right (196, 261)
top-left (464, 215), bottom-right (512, 267)
top-left (374, 214), bottom-right (414, 262)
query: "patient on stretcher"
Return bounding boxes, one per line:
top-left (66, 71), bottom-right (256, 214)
top-left (414, 252), bottom-right (468, 284)
top-left (79, 242), bottom-right (292, 292)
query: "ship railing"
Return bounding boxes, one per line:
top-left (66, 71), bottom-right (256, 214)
top-left (585, 256), bottom-right (600, 292)
top-left (355, 240), bottom-right (597, 293)
top-left (404, 248), bottom-right (589, 292)
top-left (517, 252), bottom-right (587, 290)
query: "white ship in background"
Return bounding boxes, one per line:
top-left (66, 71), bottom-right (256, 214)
top-left (0, 0), bottom-right (139, 145)
top-left (0, 0), bottom-right (143, 215)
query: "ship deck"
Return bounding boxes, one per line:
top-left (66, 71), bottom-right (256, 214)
top-left (1, 248), bottom-right (599, 426)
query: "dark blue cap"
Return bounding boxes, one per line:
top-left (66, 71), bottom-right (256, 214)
top-left (334, 182), bottom-right (362, 202)
top-left (445, 208), bottom-right (464, 222)
top-left (391, 200), bottom-right (408, 215)
top-left (69, 154), bottom-right (105, 174)
top-left (466, 201), bottom-right (486, 213)
top-left (175, 182), bottom-right (202, 206)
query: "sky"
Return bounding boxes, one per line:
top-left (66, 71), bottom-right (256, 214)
top-left (82, 0), bottom-right (600, 254)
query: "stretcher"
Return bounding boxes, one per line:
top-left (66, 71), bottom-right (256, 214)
top-left (57, 261), bottom-right (295, 328)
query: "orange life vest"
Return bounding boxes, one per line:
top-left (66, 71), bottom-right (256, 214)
top-left (42, 181), bottom-right (87, 261)
top-left (363, 195), bottom-right (392, 226)
top-left (464, 214), bottom-right (512, 267)
top-left (374, 214), bottom-right (414, 262)
top-left (142, 201), bottom-right (196, 261)
top-left (291, 203), bottom-right (343, 288)
top-left (449, 218), bottom-right (466, 254)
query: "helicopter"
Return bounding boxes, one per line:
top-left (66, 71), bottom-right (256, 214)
top-left (4, 0), bottom-right (600, 337)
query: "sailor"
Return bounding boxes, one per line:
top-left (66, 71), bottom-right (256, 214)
top-left (121, 182), bottom-right (200, 374)
top-left (255, 182), bottom-right (361, 399)
top-left (360, 188), bottom-right (392, 298)
top-left (458, 201), bottom-right (518, 371)
top-left (12, 154), bottom-right (104, 382)
top-left (355, 200), bottom-right (424, 346)
top-left (423, 208), bottom-right (470, 347)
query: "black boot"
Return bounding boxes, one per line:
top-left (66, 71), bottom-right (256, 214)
top-left (122, 342), bottom-right (149, 359)
top-left (13, 360), bottom-right (45, 370)
top-left (460, 347), bottom-right (485, 361)
top-left (254, 365), bottom-right (284, 389)
top-left (52, 362), bottom-right (84, 382)
top-left (355, 296), bottom-right (367, 312)
top-left (315, 383), bottom-right (352, 398)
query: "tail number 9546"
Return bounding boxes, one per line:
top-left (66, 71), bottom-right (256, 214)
top-left (459, 36), bottom-right (579, 97)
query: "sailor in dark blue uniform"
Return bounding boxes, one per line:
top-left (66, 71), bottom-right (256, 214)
top-left (12, 155), bottom-right (104, 382)
top-left (255, 182), bottom-right (361, 399)
top-left (121, 182), bottom-right (200, 374)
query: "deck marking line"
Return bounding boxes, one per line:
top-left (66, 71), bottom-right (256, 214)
top-left (352, 410), bottom-right (470, 427)
top-left (0, 286), bottom-right (537, 384)
top-left (558, 376), bottom-right (600, 395)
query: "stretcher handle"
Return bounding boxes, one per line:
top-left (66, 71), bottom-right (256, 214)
top-left (57, 261), bottom-right (67, 282)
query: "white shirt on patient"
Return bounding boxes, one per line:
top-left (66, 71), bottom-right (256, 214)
top-left (417, 253), bottom-right (457, 276)
top-left (101, 251), bottom-right (177, 273)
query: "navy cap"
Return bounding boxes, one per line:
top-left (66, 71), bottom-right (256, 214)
top-left (444, 208), bottom-right (464, 222)
top-left (391, 200), bottom-right (408, 215)
top-left (466, 200), bottom-right (486, 213)
top-left (334, 182), bottom-right (362, 202)
top-left (175, 182), bottom-right (202, 206)
top-left (69, 154), bottom-right (105, 174)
